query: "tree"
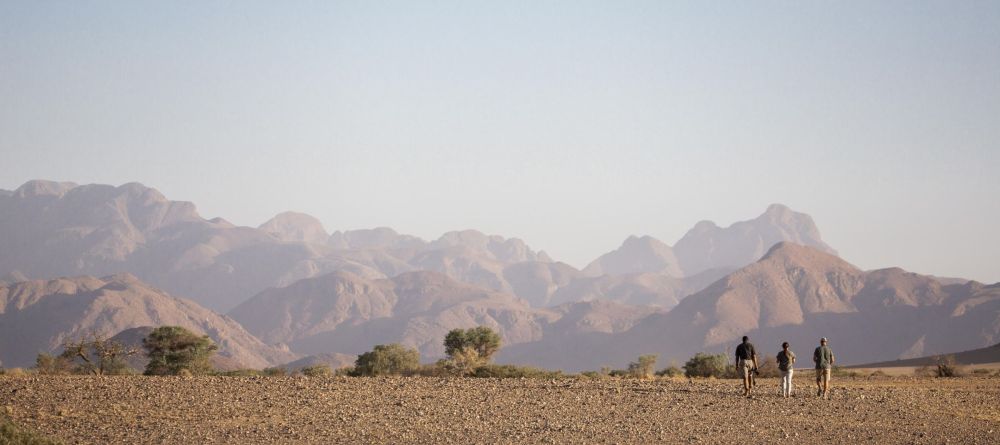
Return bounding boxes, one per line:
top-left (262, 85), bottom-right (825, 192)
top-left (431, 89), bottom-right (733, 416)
top-left (683, 352), bottom-right (729, 378)
top-left (444, 326), bottom-right (502, 363)
top-left (58, 331), bottom-right (140, 375)
top-left (142, 326), bottom-right (218, 376)
top-left (354, 344), bottom-right (420, 376)
top-left (627, 354), bottom-right (658, 378)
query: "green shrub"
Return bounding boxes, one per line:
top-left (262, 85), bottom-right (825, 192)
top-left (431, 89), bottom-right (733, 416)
top-left (143, 326), bottom-right (218, 376)
top-left (0, 415), bottom-right (61, 445)
top-left (354, 344), bottom-right (421, 376)
top-left (683, 353), bottom-right (729, 378)
top-left (469, 364), bottom-right (563, 379)
top-left (442, 326), bottom-right (503, 374)
top-left (627, 354), bottom-right (658, 378)
top-left (300, 364), bottom-right (332, 377)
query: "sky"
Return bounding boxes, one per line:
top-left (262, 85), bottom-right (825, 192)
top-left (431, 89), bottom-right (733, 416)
top-left (2, 1), bottom-right (999, 282)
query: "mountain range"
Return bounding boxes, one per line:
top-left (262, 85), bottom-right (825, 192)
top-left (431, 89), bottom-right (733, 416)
top-left (1, 179), bottom-right (995, 372)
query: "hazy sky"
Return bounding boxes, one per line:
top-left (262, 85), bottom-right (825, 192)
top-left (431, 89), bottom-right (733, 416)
top-left (2, 1), bottom-right (999, 282)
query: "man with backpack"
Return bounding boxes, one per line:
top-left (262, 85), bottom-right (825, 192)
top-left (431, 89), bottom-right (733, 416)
top-left (735, 336), bottom-right (758, 398)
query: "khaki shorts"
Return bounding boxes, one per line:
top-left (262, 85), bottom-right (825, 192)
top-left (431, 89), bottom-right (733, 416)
top-left (816, 368), bottom-right (831, 384)
top-left (739, 360), bottom-right (754, 379)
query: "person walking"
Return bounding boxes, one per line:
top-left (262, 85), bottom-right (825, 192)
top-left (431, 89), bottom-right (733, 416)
top-left (813, 337), bottom-right (835, 399)
top-left (735, 336), bottom-right (758, 398)
top-left (777, 342), bottom-right (796, 398)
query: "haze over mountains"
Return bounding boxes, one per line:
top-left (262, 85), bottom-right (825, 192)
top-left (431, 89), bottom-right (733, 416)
top-left (1, 179), bottom-right (996, 371)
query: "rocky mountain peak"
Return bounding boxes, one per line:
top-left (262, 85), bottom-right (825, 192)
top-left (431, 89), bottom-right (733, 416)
top-left (258, 211), bottom-right (329, 244)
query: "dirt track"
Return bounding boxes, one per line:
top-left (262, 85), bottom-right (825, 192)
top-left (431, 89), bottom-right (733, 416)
top-left (2, 375), bottom-right (998, 444)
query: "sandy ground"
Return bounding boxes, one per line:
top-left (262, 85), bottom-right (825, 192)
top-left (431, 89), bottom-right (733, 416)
top-left (1, 375), bottom-right (998, 444)
top-left (847, 362), bottom-right (1000, 376)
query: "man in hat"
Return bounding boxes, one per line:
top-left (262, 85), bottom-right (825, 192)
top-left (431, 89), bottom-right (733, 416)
top-left (813, 337), bottom-right (835, 399)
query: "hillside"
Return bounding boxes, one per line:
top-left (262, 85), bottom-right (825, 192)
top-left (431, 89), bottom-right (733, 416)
top-left (229, 270), bottom-right (656, 360)
top-left (0, 274), bottom-right (296, 369)
top-left (851, 343), bottom-right (1000, 368)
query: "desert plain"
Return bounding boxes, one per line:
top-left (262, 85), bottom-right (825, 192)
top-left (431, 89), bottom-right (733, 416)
top-left (2, 375), bottom-right (998, 444)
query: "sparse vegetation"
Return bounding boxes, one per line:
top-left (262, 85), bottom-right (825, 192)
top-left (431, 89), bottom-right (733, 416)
top-left (261, 367), bottom-right (287, 377)
top-left (300, 364), bottom-right (332, 377)
top-left (142, 326), bottom-right (218, 376)
top-left (755, 357), bottom-right (780, 378)
top-left (831, 366), bottom-right (860, 379)
top-left (626, 354), bottom-right (658, 378)
top-left (970, 368), bottom-right (991, 375)
top-left (58, 332), bottom-right (140, 376)
top-left (34, 354), bottom-right (74, 376)
top-left (683, 353), bottom-right (729, 378)
top-left (655, 365), bottom-right (683, 378)
top-left (469, 364), bottom-right (563, 379)
top-left (215, 369), bottom-right (264, 377)
top-left (354, 344), bottom-right (421, 376)
top-left (0, 414), bottom-right (61, 445)
top-left (933, 355), bottom-right (964, 378)
top-left (438, 327), bottom-right (503, 375)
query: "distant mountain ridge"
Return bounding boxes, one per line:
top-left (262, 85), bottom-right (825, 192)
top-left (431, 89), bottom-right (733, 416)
top-left (500, 243), bottom-right (999, 371)
top-left (4, 179), bottom-right (995, 373)
top-left (0, 180), bottom-right (557, 312)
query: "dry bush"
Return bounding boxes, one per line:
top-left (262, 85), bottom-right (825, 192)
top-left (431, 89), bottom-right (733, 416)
top-left (1, 414), bottom-right (60, 445)
top-left (261, 367), bottom-right (287, 377)
top-left (215, 369), bottom-right (262, 377)
top-left (970, 368), bottom-right (991, 376)
top-left (579, 370), bottom-right (607, 379)
top-left (469, 364), bottom-right (563, 379)
top-left (755, 357), bottom-right (781, 378)
top-left (933, 355), bottom-right (964, 378)
top-left (627, 354), bottom-right (658, 379)
top-left (0, 368), bottom-right (30, 377)
top-left (300, 364), bottom-right (332, 377)
top-left (655, 365), bottom-right (684, 378)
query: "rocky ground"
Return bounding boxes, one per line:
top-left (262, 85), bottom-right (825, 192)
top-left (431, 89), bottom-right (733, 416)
top-left (1, 375), bottom-right (998, 444)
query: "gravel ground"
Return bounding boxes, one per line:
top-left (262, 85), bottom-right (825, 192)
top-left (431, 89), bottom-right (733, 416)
top-left (1, 375), bottom-right (998, 444)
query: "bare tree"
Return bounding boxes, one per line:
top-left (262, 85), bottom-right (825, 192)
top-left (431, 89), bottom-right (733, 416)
top-left (60, 330), bottom-right (141, 375)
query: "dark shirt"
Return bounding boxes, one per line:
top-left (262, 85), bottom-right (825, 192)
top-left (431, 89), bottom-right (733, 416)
top-left (777, 350), bottom-right (795, 371)
top-left (735, 342), bottom-right (756, 361)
